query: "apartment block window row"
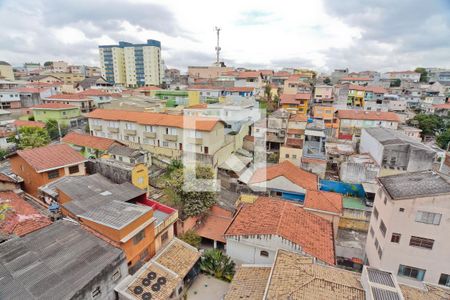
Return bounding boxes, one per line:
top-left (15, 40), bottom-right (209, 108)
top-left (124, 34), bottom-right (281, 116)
top-left (379, 220), bottom-right (387, 237)
top-left (373, 206), bottom-right (379, 220)
top-left (398, 264), bottom-right (426, 281)
top-left (391, 233), bottom-right (401, 243)
top-left (439, 273), bottom-right (450, 287)
top-left (409, 236), bottom-right (434, 249)
top-left (415, 211), bottom-right (441, 225)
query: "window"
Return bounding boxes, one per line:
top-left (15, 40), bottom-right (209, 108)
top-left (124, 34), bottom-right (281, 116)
top-left (378, 247), bottom-right (383, 259)
top-left (391, 233), bottom-right (401, 243)
top-left (373, 207), bottom-right (379, 220)
top-left (68, 165), bottom-right (79, 174)
top-left (374, 238), bottom-right (379, 249)
top-left (370, 227), bottom-right (374, 237)
top-left (285, 154), bottom-right (290, 158)
top-left (125, 122), bottom-right (136, 130)
top-left (145, 125), bottom-right (155, 132)
top-left (415, 211), bottom-right (441, 225)
top-left (260, 250), bottom-right (269, 257)
top-left (132, 229), bottom-right (145, 245)
top-left (204, 146), bottom-right (209, 154)
top-left (47, 170), bottom-right (59, 179)
top-left (398, 265), bottom-right (426, 281)
top-left (161, 231), bottom-right (169, 243)
top-left (438, 273), bottom-right (450, 287)
top-left (379, 220), bottom-right (387, 237)
top-left (399, 208), bottom-right (405, 212)
top-left (112, 270), bottom-right (121, 281)
top-left (383, 196), bottom-right (387, 205)
top-left (409, 236), bottom-right (434, 249)
top-left (140, 248), bottom-right (149, 260)
top-left (92, 286), bottom-right (101, 298)
top-left (292, 155), bottom-right (297, 159)
top-left (162, 141), bottom-right (169, 147)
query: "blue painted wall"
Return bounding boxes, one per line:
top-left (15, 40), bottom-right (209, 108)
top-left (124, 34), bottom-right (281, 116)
top-left (319, 179), bottom-right (365, 198)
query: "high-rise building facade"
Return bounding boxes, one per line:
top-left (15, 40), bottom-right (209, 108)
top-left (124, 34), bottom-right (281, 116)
top-left (99, 40), bottom-right (162, 87)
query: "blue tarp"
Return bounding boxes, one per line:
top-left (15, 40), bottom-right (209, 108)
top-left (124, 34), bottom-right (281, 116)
top-left (319, 179), bottom-right (365, 198)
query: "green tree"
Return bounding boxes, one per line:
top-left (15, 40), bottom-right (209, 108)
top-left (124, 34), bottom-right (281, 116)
top-left (43, 61), bottom-right (53, 67)
top-left (163, 164), bottom-right (217, 219)
top-left (45, 119), bottom-right (68, 140)
top-left (28, 115), bottom-right (35, 121)
top-left (407, 114), bottom-right (444, 136)
top-left (0, 148), bottom-right (7, 160)
top-left (200, 249), bottom-right (235, 282)
top-left (415, 67), bottom-right (428, 83)
top-left (390, 79), bottom-right (401, 87)
top-left (17, 127), bottom-right (50, 149)
top-left (167, 159), bottom-right (183, 174)
top-left (179, 230), bottom-right (201, 248)
top-left (437, 128), bottom-right (450, 149)
top-left (323, 77), bottom-right (331, 85)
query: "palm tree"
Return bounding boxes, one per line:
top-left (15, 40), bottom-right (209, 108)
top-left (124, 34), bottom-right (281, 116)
top-left (199, 249), bottom-right (235, 282)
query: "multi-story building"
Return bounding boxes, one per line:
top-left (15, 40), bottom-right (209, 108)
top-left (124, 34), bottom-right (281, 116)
top-left (51, 60), bottom-right (69, 73)
top-left (32, 103), bottom-right (84, 127)
top-left (0, 90), bottom-right (21, 109)
top-left (335, 110), bottom-right (400, 141)
top-left (99, 39), bottom-right (163, 87)
top-left (88, 109), bottom-right (229, 166)
top-left (382, 71), bottom-right (421, 82)
top-left (280, 93), bottom-right (310, 114)
top-left (313, 84), bottom-right (333, 103)
top-left (365, 171), bottom-right (450, 288)
top-left (0, 61), bottom-right (14, 81)
top-left (43, 93), bottom-right (94, 113)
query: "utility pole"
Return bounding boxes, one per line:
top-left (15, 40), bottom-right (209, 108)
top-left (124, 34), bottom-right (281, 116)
top-left (215, 26), bottom-right (221, 66)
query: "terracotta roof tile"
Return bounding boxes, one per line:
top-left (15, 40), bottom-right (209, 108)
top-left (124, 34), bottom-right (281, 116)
top-left (16, 87), bottom-right (49, 93)
top-left (287, 128), bottom-right (304, 135)
top-left (340, 77), bottom-right (371, 81)
top-left (15, 144), bottom-right (86, 172)
top-left (46, 93), bottom-right (88, 100)
top-left (289, 113), bottom-right (308, 122)
top-left (304, 190), bottom-right (343, 215)
top-left (336, 109), bottom-right (400, 122)
top-left (237, 71), bottom-right (261, 79)
top-left (224, 266), bottom-right (271, 300)
top-left (87, 109), bottom-right (220, 132)
top-left (78, 89), bottom-right (112, 96)
top-left (249, 160), bottom-right (318, 191)
top-left (224, 86), bottom-right (255, 92)
top-left (13, 120), bottom-right (45, 128)
top-left (280, 93), bottom-right (311, 104)
top-left (432, 103), bottom-right (450, 110)
top-left (135, 86), bottom-right (162, 92)
top-left (31, 103), bottom-right (78, 109)
top-left (0, 191), bottom-right (52, 237)
top-left (285, 138), bottom-right (303, 148)
top-left (195, 205), bottom-right (233, 243)
top-left (62, 132), bottom-right (120, 151)
top-left (225, 197), bottom-right (335, 265)
top-left (273, 71), bottom-right (291, 77)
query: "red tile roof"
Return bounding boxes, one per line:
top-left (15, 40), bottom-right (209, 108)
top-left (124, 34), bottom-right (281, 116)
top-left (304, 190), bottom-right (343, 215)
top-left (340, 77), bottom-right (371, 81)
top-left (0, 191), bottom-right (52, 237)
top-left (46, 93), bottom-right (89, 101)
top-left (237, 71), bottom-right (261, 79)
top-left (289, 114), bottom-right (308, 122)
top-left (280, 93), bottom-right (311, 104)
top-left (259, 70), bottom-right (274, 76)
top-left (336, 110), bottom-right (400, 122)
top-left (348, 84), bottom-right (387, 94)
top-left (287, 129), bottom-right (305, 135)
top-left (273, 71), bottom-right (291, 77)
top-left (31, 103), bottom-right (78, 109)
top-left (16, 87), bottom-right (49, 93)
top-left (87, 109), bottom-right (220, 132)
top-left (285, 138), bottom-right (303, 148)
top-left (196, 205), bottom-right (233, 243)
top-left (135, 86), bottom-right (162, 92)
top-left (224, 87), bottom-right (255, 92)
top-left (225, 197), bottom-right (335, 265)
top-left (249, 160), bottom-right (318, 191)
top-left (13, 120), bottom-right (45, 128)
top-left (62, 132), bottom-right (120, 151)
top-left (188, 85), bottom-right (222, 91)
top-left (433, 103), bottom-right (450, 110)
top-left (78, 89), bottom-right (112, 96)
top-left (15, 144), bottom-right (86, 172)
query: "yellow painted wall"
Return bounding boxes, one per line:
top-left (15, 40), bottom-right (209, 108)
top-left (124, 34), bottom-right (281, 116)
top-left (187, 90), bottom-right (200, 106)
top-left (131, 163), bottom-right (149, 190)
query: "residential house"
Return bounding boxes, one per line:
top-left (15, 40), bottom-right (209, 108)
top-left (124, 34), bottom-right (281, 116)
top-left (225, 197), bottom-right (335, 265)
top-left (194, 204), bottom-right (234, 249)
top-left (399, 125), bottom-right (422, 142)
top-left (50, 174), bottom-right (156, 271)
top-left (16, 85), bottom-right (60, 107)
top-left (302, 119), bottom-right (327, 178)
top-left (225, 249), bottom-right (449, 300)
top-left (75, 76), bottom-right (112, 91)
top-left (331, 68), bottom-right (349, 84)
top-left (78, 88), bottom-right (114, 107)
top-left (0, 90), bottom-right (21, 109)
top-left (48, 72), bottom-right (85, 86)
top-left (43, 93), bottom-right (94, 113)
top-left (107, 143), bottom-right (151, 165)
top-left (382, 71), bottom-right (421, 82)
top-left (115, 238), bottom-right (201, 300)
top-left (0, 191), bottom-right (51, 241)
top-left (280, 114), bottom-right (305, 166)
top-left (364, 86), bottom-right (389, 111)
top-left (0, 220), bottom-right (128, 300)
top-left (303, 190), bottom-right (343, 236)
top-left (187, 65), bottom-right (234, 79)
top-left (62, 131), bottom-right (123, 158)
top-left (431, 103), bottom-right (450, 117)
top-left (283, 75), bottom-right (313, 95)
top-left (0, 61), bottom-right (14, 81)
top-left (240, 160), bottom-right (318, 202)
top-left (9, 143), bottom-right (87, 197)
top-left (0, 173), bottom-right (21, 192)
top-left (259, 109), bottom-right (290, 151)
top-left (365, 171), bottom-right (450, 287)
top-left (312, 105), bottom-right (337, 129)
top-left (234, 71), bottom-right (263, 89)
top-left (31, 103), bottom-right (84, 127)
top-left (87, 109), bottom-right (229, 167)
top-left (313, 84), bottom-right (333, 103)
top-left (360, 128), bottom-right (436, 176)
top-left (339, 76), bottom-right (373, 86)
top-left (222, 86), bottom-right (255, 97)
top-left (279, 93), bottom-right (310, 114)
top-left (271, 71), bottom-right (290, 87)
top-left (28, 74), bottom-right (61, 83)
top-left (335, 110), bottom-right (400, 141)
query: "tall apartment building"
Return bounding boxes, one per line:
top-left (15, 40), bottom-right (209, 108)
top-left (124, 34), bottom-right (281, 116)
top-left (365, 171), bottom-right (450, 288)
top-left (99, 39), bottom-right (163, 87)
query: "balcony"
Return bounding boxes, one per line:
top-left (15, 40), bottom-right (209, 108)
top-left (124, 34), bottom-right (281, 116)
top-left (187, 137), bottom-right (203, 145)
top-left (107, 127), bottom-right (119, 133)
top-left (143, 132), bottom-right (157, 139)
top-left (124, 129), bottom-right (137, 136)
top-left (163, 134), bottom-right (178, 142)
top-left (91, 125), bottom-right (102, 131)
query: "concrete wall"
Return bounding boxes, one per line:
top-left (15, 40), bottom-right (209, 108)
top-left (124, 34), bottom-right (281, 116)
top-left (365, 188), bottom-right (450, 287)
top-left (340, 162), bottom-right (379, 184)
top-left (359, 129), bottom-right (384, 165)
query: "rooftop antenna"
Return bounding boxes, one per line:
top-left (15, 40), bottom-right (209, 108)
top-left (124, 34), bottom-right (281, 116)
top-left (214, 26), bottom-right (221, 66)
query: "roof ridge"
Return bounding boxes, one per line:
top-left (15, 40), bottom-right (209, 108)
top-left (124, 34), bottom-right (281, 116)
top-left (275, 200), bottom-right (287, 235)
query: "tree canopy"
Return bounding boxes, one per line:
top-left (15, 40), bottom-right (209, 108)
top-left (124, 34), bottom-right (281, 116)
top-left (200, 249), bottom-right (235, 282)
top-left (390, 79), bottom-right (401, 87)
top-left (415, 67), bottom-right (428, 83)
top-left (437, 128), bottom-right (450, 149)
top-left (162, 164), bottom-right (217, 219)
top-left (45, 119), bottom-right (68, 140)
top-left (17, 127), bottom-right (50, 149)
top-left (179, 230), bottom-right (201, 248)
top-left (323, 77), bottom-right (331, 85)
top-left (407, 114), bottom-right (445, 137)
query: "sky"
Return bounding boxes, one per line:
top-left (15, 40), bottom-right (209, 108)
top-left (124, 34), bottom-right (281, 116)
top-left (0, 0), bottom-right (449, 73)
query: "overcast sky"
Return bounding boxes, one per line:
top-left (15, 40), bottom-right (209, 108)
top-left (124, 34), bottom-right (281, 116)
top-left (1, 0), bottom-right (449, 73)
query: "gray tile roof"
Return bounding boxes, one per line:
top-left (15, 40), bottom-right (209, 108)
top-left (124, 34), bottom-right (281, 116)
top-left (0, 221), bottom-right (124, 300)
top-left (108, 144), bottom-right (143, 158)
top-left (379, 171), bottom-right (450, 199)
